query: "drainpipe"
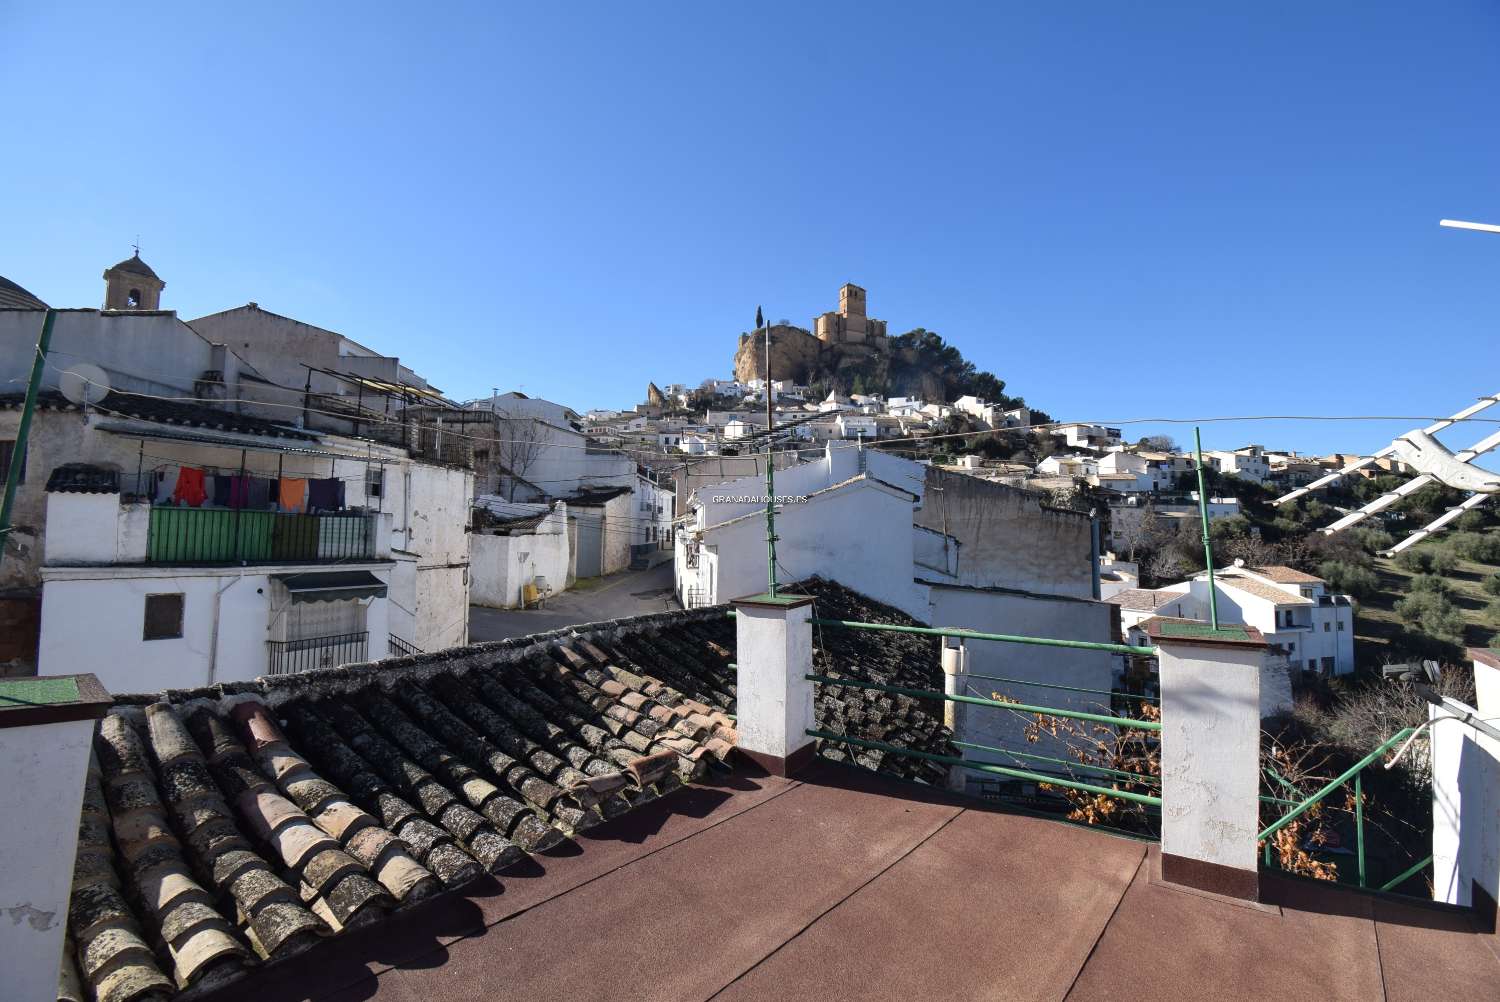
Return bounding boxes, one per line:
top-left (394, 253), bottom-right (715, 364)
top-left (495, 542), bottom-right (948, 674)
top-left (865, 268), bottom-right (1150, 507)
top-left (207, 574), bottom-right (243, 684)
top-left (0, 309), bottom-right (55, 571)
top-left (1089, 507), bottom-right (1102, 600)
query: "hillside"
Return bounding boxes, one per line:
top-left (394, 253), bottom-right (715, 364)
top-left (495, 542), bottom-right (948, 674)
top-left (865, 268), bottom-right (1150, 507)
top-left (733, 324), bottom-right (1028, 409)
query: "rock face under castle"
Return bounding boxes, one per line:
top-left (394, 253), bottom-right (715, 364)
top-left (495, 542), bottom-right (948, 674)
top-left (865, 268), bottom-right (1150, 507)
top-left (734, 283), bottom-right (933, 395)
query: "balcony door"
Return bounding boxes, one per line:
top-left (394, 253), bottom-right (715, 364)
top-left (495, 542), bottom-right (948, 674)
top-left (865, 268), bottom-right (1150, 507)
top-left (289, 598), bottom-right (367, 641)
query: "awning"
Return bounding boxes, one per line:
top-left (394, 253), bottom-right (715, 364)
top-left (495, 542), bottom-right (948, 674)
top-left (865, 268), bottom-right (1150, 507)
top-left (272, 570), bottom-right (388, 603)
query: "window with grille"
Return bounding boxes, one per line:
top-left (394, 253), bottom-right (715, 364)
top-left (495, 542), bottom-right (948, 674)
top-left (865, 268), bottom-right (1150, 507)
top-left (143, 594), bottom-right (184, 641)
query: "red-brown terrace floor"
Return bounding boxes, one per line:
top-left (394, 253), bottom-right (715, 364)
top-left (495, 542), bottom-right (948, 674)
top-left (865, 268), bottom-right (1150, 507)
top-left (205, 761), bottom-right (1500, 1002)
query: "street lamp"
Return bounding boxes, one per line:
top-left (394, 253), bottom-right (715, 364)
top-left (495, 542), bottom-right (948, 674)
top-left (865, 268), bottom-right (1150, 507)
top-left (1440, 219), bottom-right (1500, 234)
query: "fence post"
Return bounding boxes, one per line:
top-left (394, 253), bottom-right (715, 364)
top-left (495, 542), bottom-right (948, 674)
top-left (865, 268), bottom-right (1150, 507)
top-left (0, 674), bottom-right (112, 1002)
top-left (1146, 618), bottom-right (1268, 901)
top-left (732, 593), bottom-right (816, 776)
top-left (941, 638), bottom-right (970, 793)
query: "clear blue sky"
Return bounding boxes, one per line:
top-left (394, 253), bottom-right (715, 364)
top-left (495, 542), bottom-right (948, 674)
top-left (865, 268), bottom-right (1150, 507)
top-left (4, 2), bottom-right (1498, 458)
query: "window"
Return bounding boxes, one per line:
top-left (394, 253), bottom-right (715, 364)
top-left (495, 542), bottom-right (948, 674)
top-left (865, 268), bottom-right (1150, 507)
top-left (1307, 659), bottom-right (1316, 670)
top-left (1321, 657), bottom-right (1336, 674)
top-left (1288, 642), bottom-right (1295, 653)
top-left (127, 288), bottom-right (141, 307)
top-left (365, 468), bottom-right (384, 499)
top-left (1323, 622), bottom-right (1331, 632)
top-left (0, 440), bottom-right (24, 484)
top-left (143, 594), bottom-right (184, 641)
top-left (1337, 620), bottom-right (1345, 631)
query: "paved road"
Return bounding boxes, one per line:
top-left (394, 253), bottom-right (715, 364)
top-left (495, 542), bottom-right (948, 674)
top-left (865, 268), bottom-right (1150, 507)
top-left (468, 561), bottom-right (679, 642)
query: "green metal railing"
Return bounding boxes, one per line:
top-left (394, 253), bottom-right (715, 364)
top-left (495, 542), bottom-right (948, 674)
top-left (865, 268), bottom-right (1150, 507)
top-left (808, 730), bottom-right (1163, 808)
top-left (807, 674), bottom-right (1161, 731)
top-left (1257, 727), bottom-right (1429, 893)
top-left (723, 610), bottom-right (1157, 657)
top-left (809, 617), bottom-right (1158, 657)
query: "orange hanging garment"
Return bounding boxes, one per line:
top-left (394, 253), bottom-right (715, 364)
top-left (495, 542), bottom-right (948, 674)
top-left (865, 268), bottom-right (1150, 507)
top-left (172, 467), bottom-right (208, 507)
top-left (278, 477), bottom-right (308, 513)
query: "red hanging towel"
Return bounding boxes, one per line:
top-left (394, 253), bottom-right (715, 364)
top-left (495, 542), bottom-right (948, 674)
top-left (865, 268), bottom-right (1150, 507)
top-left (173, 467), bottom-right (208, 507)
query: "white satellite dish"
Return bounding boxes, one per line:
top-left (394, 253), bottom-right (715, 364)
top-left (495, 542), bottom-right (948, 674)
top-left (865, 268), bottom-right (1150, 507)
top-left (60, 363), bottom-right (111, 406)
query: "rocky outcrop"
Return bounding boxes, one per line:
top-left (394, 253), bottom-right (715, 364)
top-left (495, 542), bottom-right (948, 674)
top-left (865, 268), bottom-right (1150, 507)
top-left (733, 325), bottom-right (823, 384)
top-left (734, 325), bottom-right (987, 399)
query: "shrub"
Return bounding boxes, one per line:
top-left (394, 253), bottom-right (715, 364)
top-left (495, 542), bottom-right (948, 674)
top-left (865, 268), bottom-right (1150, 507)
top-left (1409, 574), bottom-right (1451, 595)
top-left (1394, 549), bottom-right (1431, 573)
top-left (1349, 527), bottom-right (1394, 553)
top-left (1318, 560), bottom-right (1379, 599)
top-left (1448, 531), bottom-right (1500, 564)
top-left (1456, 509), bottom-right (1493, 532)
top-left (1394, 591), bottom-right (1466, 644)
top-left (1488, 599), bottom-right (1500, 629)
top-left (1482, 573), bottom-right (1500, 597)
top-left (1429, 548), bottom-right (1459, 574)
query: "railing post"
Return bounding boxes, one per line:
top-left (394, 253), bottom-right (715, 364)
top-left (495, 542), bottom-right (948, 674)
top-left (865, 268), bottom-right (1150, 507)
top-left (941, 638), bottom-right (970, 793)
top-left (0, 674), bottom-right (112, 1002)
top-left (1146, 618), bottom-right (1268, 901)
top-left (732, 593), bottom-right (816, 776)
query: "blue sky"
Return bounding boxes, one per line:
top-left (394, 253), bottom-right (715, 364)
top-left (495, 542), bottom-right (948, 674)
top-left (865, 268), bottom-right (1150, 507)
top-left (3, 2), bottom-right (1498, 458)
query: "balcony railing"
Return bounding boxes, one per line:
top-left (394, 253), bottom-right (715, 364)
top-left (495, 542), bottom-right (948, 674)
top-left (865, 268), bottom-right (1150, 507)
top-left (266, 631), bottom-right (368, 675)
top-left (148, 508), bottom-right (376, 565)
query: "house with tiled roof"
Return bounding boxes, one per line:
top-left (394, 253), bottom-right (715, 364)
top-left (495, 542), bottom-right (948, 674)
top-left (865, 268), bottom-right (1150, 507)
top-left (9, 580), bottom-right (1496, 1002)
top-left (1, 256), bottom-right (475, 677)
top-left (1136, 562), bottom-right (1355, 676)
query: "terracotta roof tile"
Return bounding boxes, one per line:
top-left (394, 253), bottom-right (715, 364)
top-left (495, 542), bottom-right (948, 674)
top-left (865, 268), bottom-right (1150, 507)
top-left (65, 584), bottom-right (955, 1000)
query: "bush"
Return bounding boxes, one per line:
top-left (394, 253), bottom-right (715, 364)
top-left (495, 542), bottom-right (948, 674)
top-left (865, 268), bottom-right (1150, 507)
top-left (1394, 549), bottom-right (1431, 573)
top-left (1394, 591), bottom-right (1466, 644)
top-left (1409, 574), bottom-right (1452, 595)
top-left (1488, 599), bottom-right (1500, 629)
top-left (1448, 531), bottom-right (1500, 564)
top-left (1429, 548), bottom-right (1459, 574)
top-left (1318, 560), bottom-right (1379, 599)
top-left (1456, 509), bottom-right (1493, 532)
top-left (1482, 573), bottom-right (1500, 597)
top-left (1349, 527), bottom-right (1394, 553)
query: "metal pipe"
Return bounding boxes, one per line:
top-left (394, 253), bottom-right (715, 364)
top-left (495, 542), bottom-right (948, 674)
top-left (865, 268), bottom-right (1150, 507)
top-left (1193, 426), bottom-right (1219, 629)
top-left (961, 671), bottom-right (1158, 703)
top-left (809, 616), bottom-right (1157, 657)
top-left (807, 729), bottom-right (1163, 807)
top-left (950, 739), bottom-right (1161, 784)
top-left (1089, 508), bottom-right (1102, 600)
top-left (761, 307), bottom-right (779, 597)
top-left (805, 674), bottom-right (1162, 731)
top-left (1355, 770), bottom-right (1366, 888)
top-left (1377, 854), bottom-right (1432, 893)
top-left (1257, 728), bottom-right (1415, 841)
top-left (0, 309), bottom-right (55, 570)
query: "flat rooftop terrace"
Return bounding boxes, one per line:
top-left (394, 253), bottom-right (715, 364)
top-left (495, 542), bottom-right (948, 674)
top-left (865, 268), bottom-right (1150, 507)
top-left (207, 761), bottom-right (1500, 1002)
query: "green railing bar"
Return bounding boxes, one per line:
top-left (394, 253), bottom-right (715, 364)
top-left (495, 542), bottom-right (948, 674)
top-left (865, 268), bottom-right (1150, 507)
top-left (951, 739), bottom-right (1161, 785)
top-left (810, 617), bottom-right (1157, 657)
top-left (806, 729), bottom-right (1164, 807)
top-left (1259, 794), bottom-right (1303, 807)
top-left (1355, 771), bottom-right (1366, 889)
top-left (806, 674), bottom-right (1163, 732)
top-left (1257, 727), bottom-right (1415, 841)
top-left (962, 671), bottom-right (1158, 704)
top-left (1377, 854), bottom-right (1432, 893)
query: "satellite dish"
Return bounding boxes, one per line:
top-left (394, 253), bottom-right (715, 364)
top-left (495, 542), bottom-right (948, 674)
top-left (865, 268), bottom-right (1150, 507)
top-left (60, 363), bottom-right (111, 406)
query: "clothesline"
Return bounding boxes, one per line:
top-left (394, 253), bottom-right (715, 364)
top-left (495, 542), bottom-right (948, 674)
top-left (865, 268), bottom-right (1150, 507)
top-left (157, 465), bottom-right (352, 514)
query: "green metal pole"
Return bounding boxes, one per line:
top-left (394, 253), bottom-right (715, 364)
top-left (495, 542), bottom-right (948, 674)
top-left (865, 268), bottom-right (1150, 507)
top-left (1193, 426), bottom-right (1219, 629)
top-left (1355, 770), bottom-right (1366, 889)
top-left (1377, 854), bottom-right (1431, 893)
top-left (762, 309), bottom-right (778, 597)
top-left (0, 309), bottom-right (56, 572)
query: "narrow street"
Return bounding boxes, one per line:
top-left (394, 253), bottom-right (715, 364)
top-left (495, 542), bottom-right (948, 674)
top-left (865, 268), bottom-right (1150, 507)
top-left (468, 561), bottom-right (679, 642)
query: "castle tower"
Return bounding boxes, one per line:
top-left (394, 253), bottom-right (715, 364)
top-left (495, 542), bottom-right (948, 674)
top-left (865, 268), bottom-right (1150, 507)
top-left (816, 282), bottom-right (884, 344)
top-left (103, 250), bottom-right (165, 310)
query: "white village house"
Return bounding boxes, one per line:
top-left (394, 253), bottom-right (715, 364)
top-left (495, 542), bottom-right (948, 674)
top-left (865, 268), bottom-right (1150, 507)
top-left (0, 255), bottom-right (473, 689)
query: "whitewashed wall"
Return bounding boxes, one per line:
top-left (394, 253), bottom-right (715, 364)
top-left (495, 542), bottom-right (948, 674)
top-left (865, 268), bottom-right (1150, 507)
top-left (471, 506), bottom-right (570, 609)
top-left (928, 585), bottom-right (1118, 769)
top-left (38, 565), bottom-right (393, 693)
top-left (1432, 654), bottom-right (1500, 909)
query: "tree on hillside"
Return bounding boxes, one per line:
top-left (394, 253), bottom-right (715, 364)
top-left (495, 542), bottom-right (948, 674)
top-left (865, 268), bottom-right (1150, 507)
top-left (496, 417), bottom-right (547, 502)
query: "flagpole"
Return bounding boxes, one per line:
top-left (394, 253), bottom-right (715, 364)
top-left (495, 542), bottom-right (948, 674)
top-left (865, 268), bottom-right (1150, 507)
top-left (761, 309), bottom-right (779, 597)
